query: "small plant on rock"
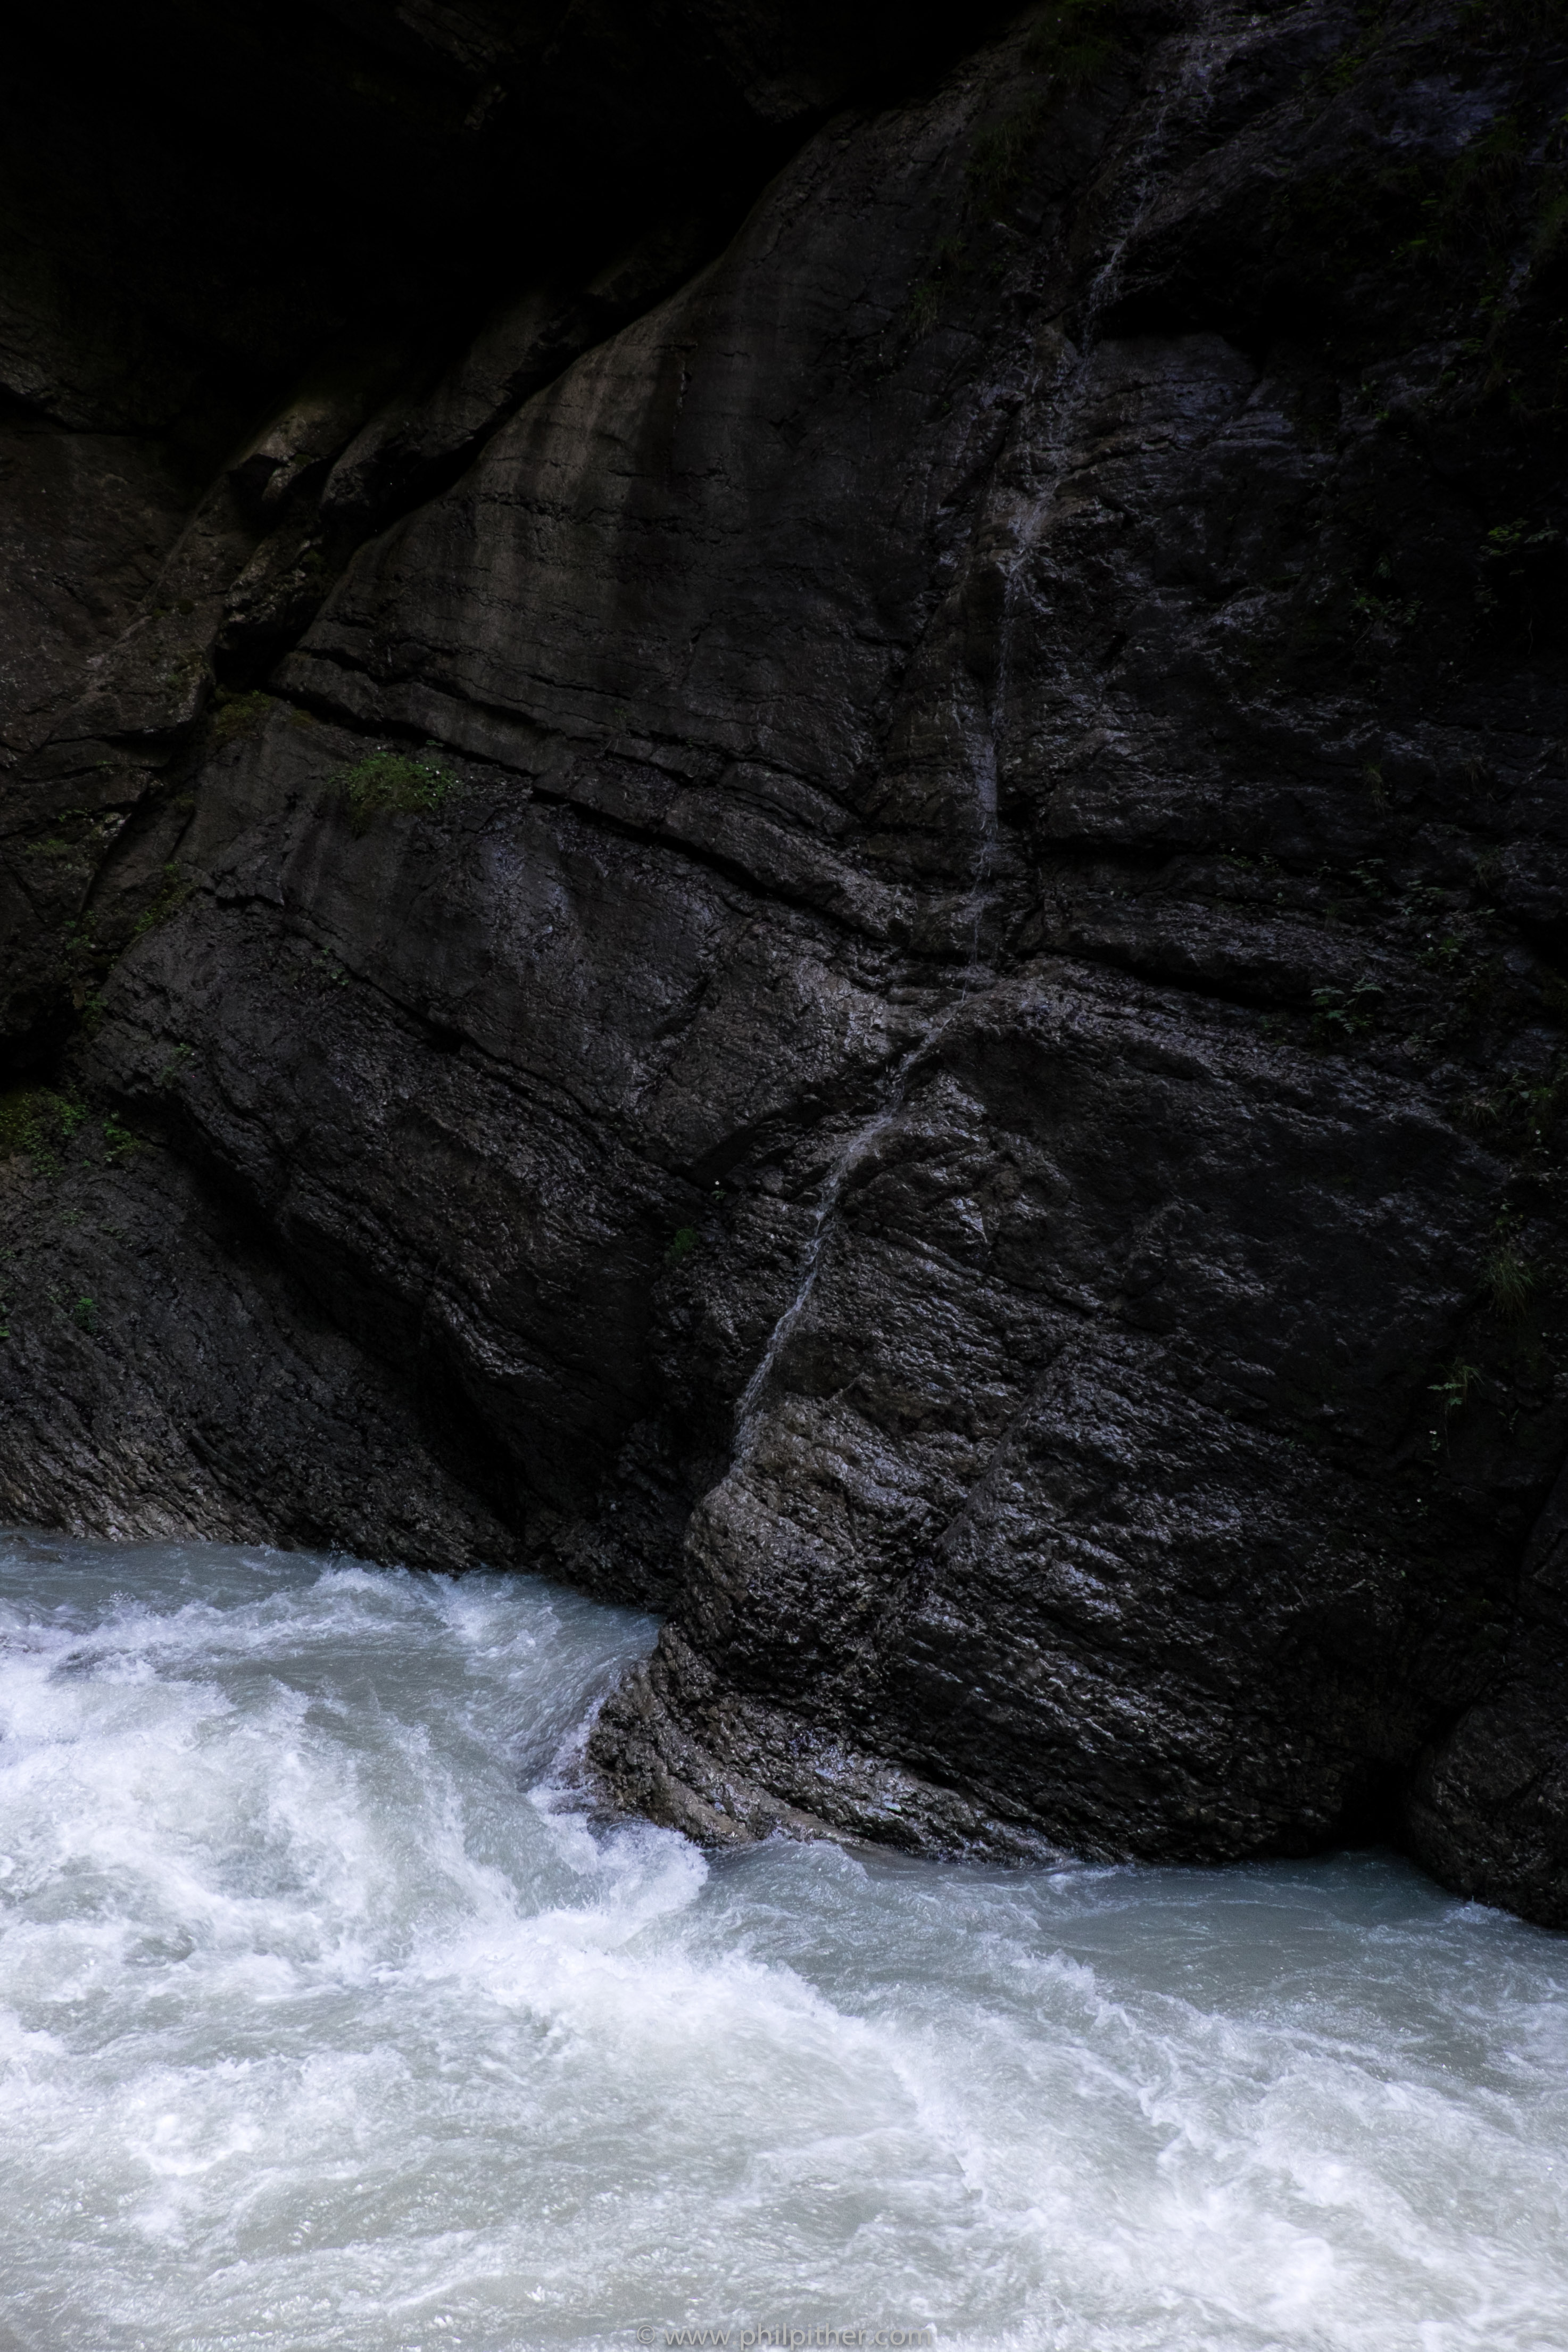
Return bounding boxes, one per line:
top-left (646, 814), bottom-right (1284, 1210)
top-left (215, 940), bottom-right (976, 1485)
top-left (341, 750), bottom-right (457, 833)
top-left (1483, 1233), bottom-right (1536, 1319)
top-left (208, 689), bottom-right (274, 749)
top-left (1310, 979), bottom-right (1383, 1045)
top-left (966, 105), bottom-right (1051, 219)
top-left (908, 279), bottom-right (942, 335)
top-left (1429, 1358), bottom-right (1482, 1452)
top-left (132, 864), bottom-right (194, 939)
top-left (1461, 1063), bottom-right (1568, 1151)
top-left (0, 1088), bottom-right (87, 1175)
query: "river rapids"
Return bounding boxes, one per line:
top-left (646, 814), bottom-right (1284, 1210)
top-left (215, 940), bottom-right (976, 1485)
top-left (0, 1532), bottom-right (1563, 2352)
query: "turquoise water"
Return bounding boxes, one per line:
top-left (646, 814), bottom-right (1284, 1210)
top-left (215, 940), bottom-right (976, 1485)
top-left (0, 1531), bottom-right (1564, 2352)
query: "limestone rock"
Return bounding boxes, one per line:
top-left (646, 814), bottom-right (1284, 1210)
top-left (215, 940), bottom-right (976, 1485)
top-left (4, 0), bottom-right (1568, 1924)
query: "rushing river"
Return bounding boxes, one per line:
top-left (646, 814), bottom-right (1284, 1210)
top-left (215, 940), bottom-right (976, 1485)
top-left (0, 1533), bottom-right (1564, 2352)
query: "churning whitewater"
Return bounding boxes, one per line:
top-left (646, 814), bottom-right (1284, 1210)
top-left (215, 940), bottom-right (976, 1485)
top-left (0, 1534), bottom-right (1564, 2352)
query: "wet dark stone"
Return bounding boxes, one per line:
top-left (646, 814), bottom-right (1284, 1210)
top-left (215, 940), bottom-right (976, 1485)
top-left (5, 0), bottom-right (1568, 1923)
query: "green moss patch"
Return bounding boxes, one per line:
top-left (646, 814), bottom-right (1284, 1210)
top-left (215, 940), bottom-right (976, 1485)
top-left (132, 864), bottom-right (195, 939)
top-left (341, 750), bottom-right (458, 833)
top-left (208, 689), bottom-right (275, 749)
top-left (0, 1088), bottom-right (87, 1172)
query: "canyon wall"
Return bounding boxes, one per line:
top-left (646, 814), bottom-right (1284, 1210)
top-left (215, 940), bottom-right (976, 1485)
top-left (5, 0), bottom-right (1568, 1923)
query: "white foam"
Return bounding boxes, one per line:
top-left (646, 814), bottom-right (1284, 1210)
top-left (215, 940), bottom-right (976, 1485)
top-left (1, 1533), bottom-right (1565, 2351)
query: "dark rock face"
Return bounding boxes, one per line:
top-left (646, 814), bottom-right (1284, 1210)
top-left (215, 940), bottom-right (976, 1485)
top-left (5, 0), bottom-right (1568, 1922)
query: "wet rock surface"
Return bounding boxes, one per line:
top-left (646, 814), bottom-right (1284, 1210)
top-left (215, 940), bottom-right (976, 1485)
top-left (5, 0), bottom-right (1568, 1922)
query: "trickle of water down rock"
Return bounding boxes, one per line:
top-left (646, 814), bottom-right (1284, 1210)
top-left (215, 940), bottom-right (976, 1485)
top-left (5, 0), bottom-right (1568, 1926)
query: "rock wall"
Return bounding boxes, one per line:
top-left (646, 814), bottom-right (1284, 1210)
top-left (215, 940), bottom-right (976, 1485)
top-left (5, 0), bottom-right (1568, 1924)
